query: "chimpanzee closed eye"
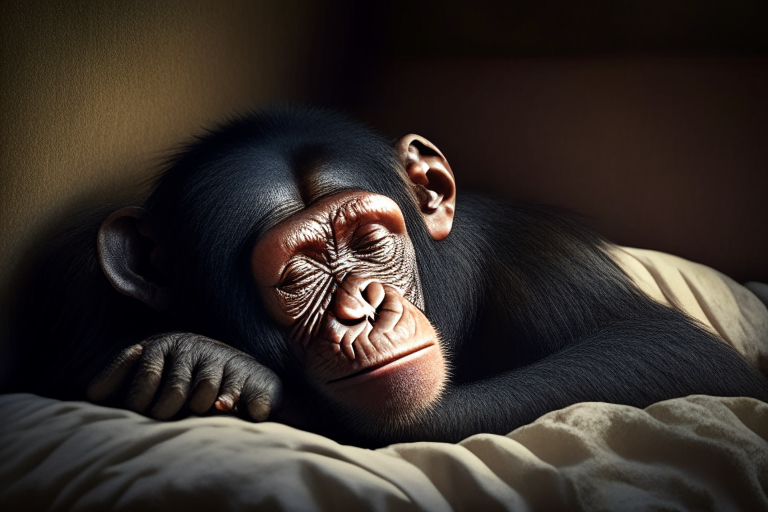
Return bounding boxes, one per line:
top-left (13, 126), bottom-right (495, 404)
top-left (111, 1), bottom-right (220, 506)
top-left (10, 106), bottom-right (768, 447)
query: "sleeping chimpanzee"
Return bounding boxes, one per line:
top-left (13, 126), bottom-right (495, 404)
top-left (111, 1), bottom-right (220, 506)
top-left (8, 106), bottom-right (768, 447)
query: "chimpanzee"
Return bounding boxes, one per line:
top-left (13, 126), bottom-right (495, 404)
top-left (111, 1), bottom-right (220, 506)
top-left (7, 106), bottom-right (768, 447)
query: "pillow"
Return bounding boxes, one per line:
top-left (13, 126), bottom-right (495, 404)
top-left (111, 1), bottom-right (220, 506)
top-left (612, 246), bottom-right (768, 373)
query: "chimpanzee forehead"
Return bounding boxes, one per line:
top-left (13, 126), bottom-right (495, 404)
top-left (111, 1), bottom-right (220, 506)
top-left (229, 144), bottom-right (399, 238)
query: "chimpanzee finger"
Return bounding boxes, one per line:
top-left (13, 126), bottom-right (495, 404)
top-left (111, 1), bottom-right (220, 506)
top-left (124, 342), bottom-right (167, 413)
top-left (188, 364), bottom-right (224, 415)
top-left (214, 364), bottom-right (246, 414)
top-left (86, 344), bottom-right (144, 403)
top-left (149, 349), bottom-right (197, 420)
top-left (239, 366), bottom-right (283, 422)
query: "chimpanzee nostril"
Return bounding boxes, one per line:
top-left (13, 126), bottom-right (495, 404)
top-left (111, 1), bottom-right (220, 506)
top-left (362, 281), bottom-right (386, 311)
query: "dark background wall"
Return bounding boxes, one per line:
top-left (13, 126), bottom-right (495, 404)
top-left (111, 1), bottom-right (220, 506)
top-left (1, 1), bottom-right (767, 379)
top-left (334, 1), bottom-right (768, 284)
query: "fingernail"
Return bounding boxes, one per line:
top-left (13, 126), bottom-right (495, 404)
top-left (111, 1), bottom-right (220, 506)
top-left (215, 395), bottom-right (234, 411)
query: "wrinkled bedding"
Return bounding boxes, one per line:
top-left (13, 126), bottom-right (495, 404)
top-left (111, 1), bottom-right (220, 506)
top-left (1, 248), bottom-right (767, 511)
top-left (1, 394), bottom-right (767, 511)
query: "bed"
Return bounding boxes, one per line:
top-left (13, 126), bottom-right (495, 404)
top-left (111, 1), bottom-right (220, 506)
top-left (1, 248), bottom-right (767, 512)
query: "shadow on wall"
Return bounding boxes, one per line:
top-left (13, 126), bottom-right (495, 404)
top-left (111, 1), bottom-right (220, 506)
top-left (0, 1), bottom-right (340, 290)
top-left (0, 0), bottom-right (347, 384)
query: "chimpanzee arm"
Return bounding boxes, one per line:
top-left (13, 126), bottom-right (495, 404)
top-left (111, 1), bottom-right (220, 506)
top-left (87, 332), bottom-right (283, 421)
top-left (413, 318), bottom-right (768, 444)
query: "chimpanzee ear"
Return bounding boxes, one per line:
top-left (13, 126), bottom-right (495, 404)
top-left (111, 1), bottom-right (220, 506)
top-left (98, 206), bottom-right (170, 311)
top-left (395, 134), bottom-right (456, 240)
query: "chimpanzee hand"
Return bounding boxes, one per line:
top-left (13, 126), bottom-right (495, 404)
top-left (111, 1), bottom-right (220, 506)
top-left (86, 333), bottom-right (282, 421)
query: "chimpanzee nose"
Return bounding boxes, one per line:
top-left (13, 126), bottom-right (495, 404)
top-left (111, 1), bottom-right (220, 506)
top-left (333, 274), bottom-right (386, 325)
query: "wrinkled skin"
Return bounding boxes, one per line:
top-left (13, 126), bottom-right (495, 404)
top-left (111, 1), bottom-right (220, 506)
top-left (252, 191), bottom-right (445, 418)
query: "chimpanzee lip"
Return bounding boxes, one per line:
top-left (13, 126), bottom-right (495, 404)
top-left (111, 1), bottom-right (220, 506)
top-left (326, 343), bottom-right (435, 384)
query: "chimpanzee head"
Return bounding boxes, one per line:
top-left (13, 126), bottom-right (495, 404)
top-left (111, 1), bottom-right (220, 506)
top-left (97, 107), bottom-right (457, 429)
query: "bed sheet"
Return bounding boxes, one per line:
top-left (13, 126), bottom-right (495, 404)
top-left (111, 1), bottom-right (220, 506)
top-left (1, 393), bottom-right (767, 511)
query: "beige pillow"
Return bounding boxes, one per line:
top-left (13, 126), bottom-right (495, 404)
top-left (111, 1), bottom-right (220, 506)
top-left (611, 246), bottom-right (768, 374)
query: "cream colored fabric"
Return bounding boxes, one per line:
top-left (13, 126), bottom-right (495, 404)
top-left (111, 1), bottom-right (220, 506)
top-left (611, 246), bottom-right (768, 374)
top-left (1, 393), bottom-right (767, 511)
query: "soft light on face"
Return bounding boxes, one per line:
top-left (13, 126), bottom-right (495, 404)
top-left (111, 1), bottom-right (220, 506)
top-left (251, 191), bottom-right (423, 335)
top-left (251, 190), bottom-right (445, 419)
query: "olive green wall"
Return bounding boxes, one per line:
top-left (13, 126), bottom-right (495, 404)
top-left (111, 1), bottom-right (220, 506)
top-left (0, 1), bottom-right (338, 379)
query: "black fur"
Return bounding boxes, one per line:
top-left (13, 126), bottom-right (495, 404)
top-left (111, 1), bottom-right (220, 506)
top-left (7, 106), bottom-right (768, 446)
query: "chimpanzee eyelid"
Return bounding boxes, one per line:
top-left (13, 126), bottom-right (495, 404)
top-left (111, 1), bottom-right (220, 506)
top-left (278, 255), bottom-right (328, 282)
top-left (354, 240), bottom-right (385, 253)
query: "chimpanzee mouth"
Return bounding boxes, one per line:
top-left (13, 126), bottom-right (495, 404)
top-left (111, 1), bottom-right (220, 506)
top-left (326, 343), bottom-right (435, 384)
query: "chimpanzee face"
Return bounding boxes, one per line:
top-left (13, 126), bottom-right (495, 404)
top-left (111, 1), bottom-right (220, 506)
top-left (251, 190), bottom-right (446, 416)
